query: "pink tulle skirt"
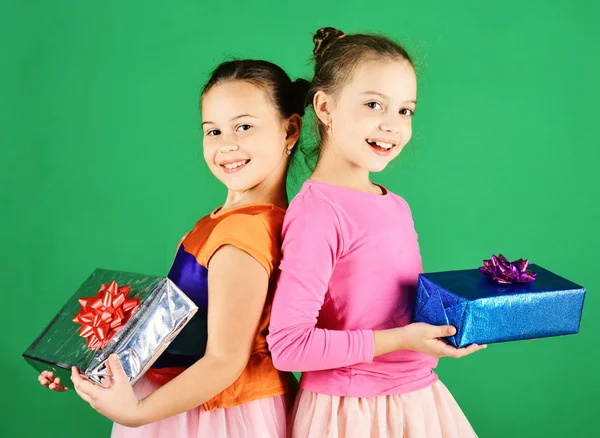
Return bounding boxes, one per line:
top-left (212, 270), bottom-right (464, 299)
top-left (289, 381), bottom-right (477, 438)
top-left (111, 375), bottom-right (288, 438)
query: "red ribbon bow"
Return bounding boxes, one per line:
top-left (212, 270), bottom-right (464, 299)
top-left (73, 281), bottom-right (140, 350)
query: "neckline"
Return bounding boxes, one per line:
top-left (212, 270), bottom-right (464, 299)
top-left (210, 202), bottom-right (286, 219)
top-left (306, 179), bottom-right (389, 197)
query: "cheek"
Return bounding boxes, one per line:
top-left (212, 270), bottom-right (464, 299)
top-left (253, 130), bottom-right (283, 154)
top-left (336, 109), bottom-right (368, 140)
top-left (402, 123), bottom-right (413, 142)
top-left (202, 144), bottom-right (217, 166)
top-left (338, 107), bottom-right (362, 127)
top-left (256, 144), bottom-right (284, 167)
top-left (244, 138), bottom-right (282, 171)
top-left (394, 124), bottom-right (413, 155)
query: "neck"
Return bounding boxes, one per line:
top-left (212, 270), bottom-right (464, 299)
top-left (222, 167), bottom-right (289, 211)
top-left (310, 141), bottom-right (379, 194)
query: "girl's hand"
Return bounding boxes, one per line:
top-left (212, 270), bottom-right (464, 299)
top-left (399, 323), bottom-right (487, 358)
top-left (38, 371), bottom-right (68, 392)
top-left (71, 354), bottom-right (145, 428)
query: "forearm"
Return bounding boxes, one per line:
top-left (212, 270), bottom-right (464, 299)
top-left (269, 325), bottom-right (374, 371)
top-left (138, 354), bottom-right (244, 425)
top-left (373, 327), bottom-right (406, 356)
top-left (270, 326), bottom-right (410, 371)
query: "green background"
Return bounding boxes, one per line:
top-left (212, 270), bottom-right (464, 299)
top-left (2, 0), bottom-right (598, 436)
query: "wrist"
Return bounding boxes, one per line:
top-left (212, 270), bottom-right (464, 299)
top-left (373, 327), bottom-right (407, 357)
top-left (391, 326), bottom-right (408, 351)
top-left (134, 397), bottom-right (153, 427)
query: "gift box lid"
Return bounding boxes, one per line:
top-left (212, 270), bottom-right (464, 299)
top-left (418, 264), bottom-right (585, 301)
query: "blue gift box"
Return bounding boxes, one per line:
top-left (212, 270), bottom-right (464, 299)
top-left (413, 264), bottom-right (586, 347)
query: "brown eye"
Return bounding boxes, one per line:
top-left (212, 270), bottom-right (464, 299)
top-left (236, 124), bottom-right (252, 132)
top-left (400, 108), bottom-right (414, 117)
top-left (206, 129), bottom-right (221, 136)
top-left (366, 101), bottom-right (383, 110)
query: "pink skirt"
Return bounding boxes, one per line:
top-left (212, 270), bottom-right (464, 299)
top-left (111, 375), bottom-right (288, 438)
top-left (289, 381), bottom-right (477, 438)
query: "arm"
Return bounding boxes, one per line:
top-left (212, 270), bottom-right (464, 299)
top-left (267, 197), bottom-right (375, 372)
top-left (137, 245), bottom-right (269, 423)
top-left (266, 196), bottom-right (483, 373)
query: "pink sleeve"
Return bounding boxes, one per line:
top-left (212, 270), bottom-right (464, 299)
top-left (267, 195), bottom-right (375, 372)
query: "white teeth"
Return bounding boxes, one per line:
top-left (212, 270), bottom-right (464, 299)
top-left (223, 161), bottom-right (247, 169)
top-left (368, 140), bottom-right (394, 149)
top-left (376, 142), bottom-right (393, 149)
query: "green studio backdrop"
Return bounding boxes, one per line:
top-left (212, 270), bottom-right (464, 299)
top-left (1, 1), bottom-right (598, 437)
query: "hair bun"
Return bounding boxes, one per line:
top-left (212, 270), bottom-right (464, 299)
top-left (313, 27), bottom-right (345, 60)
top-left (289, 78), bottom-right (311, 116)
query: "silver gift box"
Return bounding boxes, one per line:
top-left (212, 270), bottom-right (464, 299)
top-left (23, 268), bottom-right (198, 386)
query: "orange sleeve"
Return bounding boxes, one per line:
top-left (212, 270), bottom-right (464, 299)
top-left (204, 215), bottom-right (276, 275)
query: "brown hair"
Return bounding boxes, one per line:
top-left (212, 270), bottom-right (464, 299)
top-left (309, 27), bottom-right (414, 140)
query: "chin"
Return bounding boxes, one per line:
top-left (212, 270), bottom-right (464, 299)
top-left (364, 161), bottom-right (391, 173)
top-left (223, 182), bottom-right (254, 192)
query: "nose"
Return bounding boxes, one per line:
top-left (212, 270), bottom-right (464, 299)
top-left (379, 118), bottom-right (401, 134)
top-left (379, 110), bottom-right (404, 134)
top-left (218, 139), bottom-right (239, 154)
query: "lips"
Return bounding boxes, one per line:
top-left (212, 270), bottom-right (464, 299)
top-left (219, 159), bottom-right (250, 174)
top-left (366, 138), bottom-right (397, 156)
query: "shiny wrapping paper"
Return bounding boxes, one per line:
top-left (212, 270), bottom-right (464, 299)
top-left (413, 264), bottom-right (586, 348)
top-left (23, 269), bottom-right (198, 385)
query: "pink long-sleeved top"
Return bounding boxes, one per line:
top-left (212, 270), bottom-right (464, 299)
top-left (267, 180), bottom-right (438, 397)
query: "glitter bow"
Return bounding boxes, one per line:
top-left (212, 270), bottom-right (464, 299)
top-left (479, 254), bottom-right (536, 284)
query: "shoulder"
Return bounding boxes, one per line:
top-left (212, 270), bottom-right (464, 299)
top-left (286, 182), bottom-right (344, 223)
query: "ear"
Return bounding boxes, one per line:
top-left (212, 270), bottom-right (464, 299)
top-left (313, 90), bottom-right (332, 127)
top-left (284, 113), bottom-right (302, 150)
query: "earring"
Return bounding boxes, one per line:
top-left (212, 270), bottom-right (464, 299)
top-left (286, 149), bottom-right (292, 156)
top-left (325, 124), bottom-right (331, 132)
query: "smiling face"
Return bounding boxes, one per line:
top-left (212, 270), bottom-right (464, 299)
top-left (317, 58), bottom-right (417, 173)
top-left (201, 80), bottom-right (293, 192)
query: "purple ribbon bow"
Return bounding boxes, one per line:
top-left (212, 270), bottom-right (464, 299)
top-left (479, 254), bottom-right (536, 284)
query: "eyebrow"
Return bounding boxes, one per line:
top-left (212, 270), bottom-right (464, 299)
top-left (361, 91), bottom-right (417, 105)
top-left (201, 114), bottom-right (258, 127)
